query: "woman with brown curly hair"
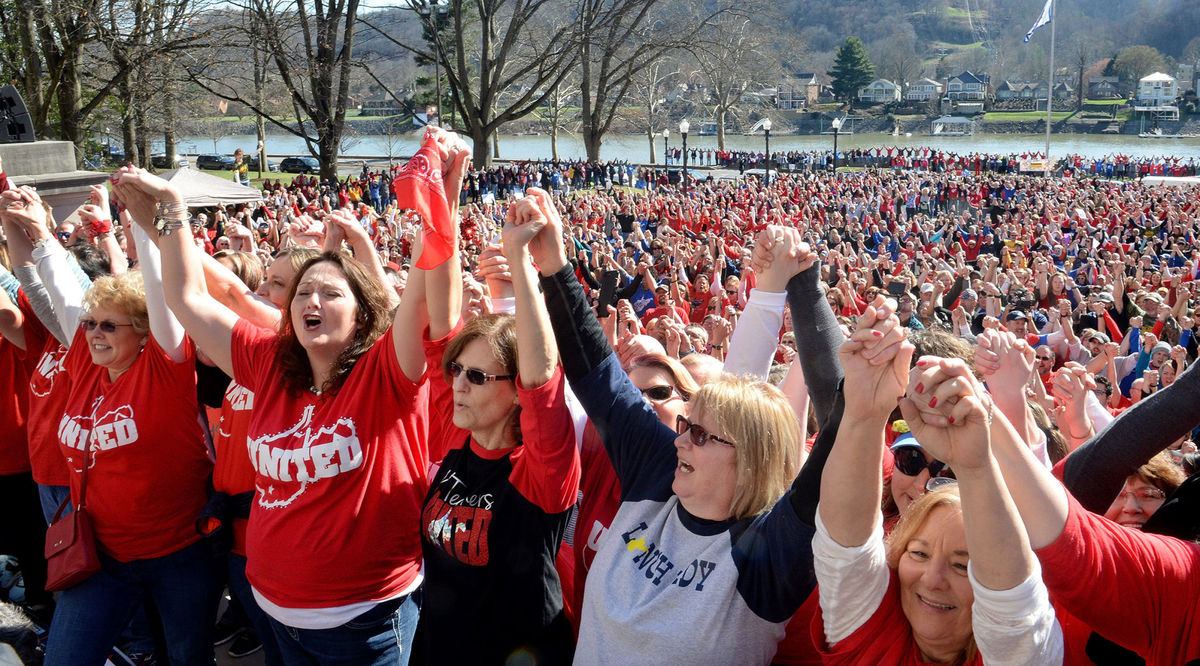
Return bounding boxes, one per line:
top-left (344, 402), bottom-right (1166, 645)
top-left (114, 131), bottom-right (469, 664)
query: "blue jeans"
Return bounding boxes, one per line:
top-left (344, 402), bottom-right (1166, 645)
top-left (44, 538), bottom-right (225, 666)
top-left (268, 591), bottom-right (420, 665)
top-left (37, 483), bottom-right (72, 527)
top-left (228, 554), bottom-right (284, 666)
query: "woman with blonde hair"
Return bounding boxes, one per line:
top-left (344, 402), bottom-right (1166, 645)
top-left (813, 300), bottom-right (1061, 664)
top-left (525, 188), bottom-right (824, 664)
top-left (3, 185), bottom-right (222, 664)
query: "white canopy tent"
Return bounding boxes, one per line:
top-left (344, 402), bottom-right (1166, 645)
top-left (157, 167), bottom-right (263, 208)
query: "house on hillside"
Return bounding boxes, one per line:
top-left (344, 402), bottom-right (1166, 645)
top-left (995, 81), bottom-right (1037, 100)
top-left (777, 74), bottom-right (821, 109)
top-left (906, 78), bottom-right (943, 101)
top-left (1138, 72), bottom-right (1178, 107)
top-left (945, 71), bottom-right (989, 102)
top-left (1088, 76), bottom-right (1121, 99)
top-left (859, 79), bottom-right (901, 104)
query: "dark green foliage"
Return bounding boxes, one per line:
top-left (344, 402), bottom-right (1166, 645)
top-left (829, 37), bottom-right (874, 101)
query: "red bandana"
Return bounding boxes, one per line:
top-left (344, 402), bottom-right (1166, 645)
top-left (392, 137), bottom-right (453, 269)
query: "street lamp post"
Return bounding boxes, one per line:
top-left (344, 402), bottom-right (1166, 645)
top-left (662, 129), bottom-right (669, 167)
top-left (831, 117), bottom-right (843, 172)
top-left (762, 118), bottom-right (772, 185)
top-left (679, 119), bottom-right (690, 198)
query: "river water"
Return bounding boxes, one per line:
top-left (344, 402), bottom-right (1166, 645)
top-left (174, 131), bottom-right (1200, 164)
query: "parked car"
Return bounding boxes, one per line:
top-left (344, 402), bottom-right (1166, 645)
top-left (245, 155), bottom-right (280, 172)
top-left (196, 153), bottom-right (236, 170)
top-left (279, 156), bottom-right (320, 174)
top-left (150, 153), bottom-right (189, 169)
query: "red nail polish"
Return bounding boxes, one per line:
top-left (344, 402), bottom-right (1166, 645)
top-left (916, 359), bottom-right (928, 367)
top-left (929, 396), bottom-right (938, 408)
top-left (948, 416), bottom-right (955, 424)
top-left (915, 382), bottom-right (924, 394)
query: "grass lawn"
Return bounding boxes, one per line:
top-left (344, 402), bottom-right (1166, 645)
top-left (1084, 99), bottom-right (1127, 107)
top-left (980, 111), bottom-right (1073, 123)
top-left (190, 168), bottom-right (302, 189)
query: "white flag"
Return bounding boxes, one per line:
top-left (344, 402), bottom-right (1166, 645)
top-left (1024, 0), bottom-right (1053, 43)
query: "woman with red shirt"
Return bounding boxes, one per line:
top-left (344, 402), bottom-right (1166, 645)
top-left (114, 130), bottom-right (469, 663)
top-left (7, 185), bottom-right (223, 664)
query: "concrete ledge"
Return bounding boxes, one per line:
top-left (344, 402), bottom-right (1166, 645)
top-left (0, 141), bottom-right (79, 176)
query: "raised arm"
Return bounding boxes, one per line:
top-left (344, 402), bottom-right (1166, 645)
top-left (819, 298), bottom-right (912, 547)
top-left (724, 226), bottom-right (806, 378)
top-left (504, 196), bottom-right (557, 386)
top-left (903, 358), bottom-right (1035, 590)
top-left (903, 357), bottom-right (1062, 664)
top-left (113, 167), bottom-right (238, 377)
top-left (7, 188), bottom-right (88, 342)
top-left (130, 223), bottom-right (186, 361)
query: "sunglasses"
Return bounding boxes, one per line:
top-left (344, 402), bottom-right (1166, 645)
top-left (446, 361), bottom-right (515, 386)
top-left (80, 319), bottom-right (136, 334)
top-left (675, 415), bottom-right (736, 448)
top-left (893, 447), bottom-right (953, 479)
top-left (640, 385), bottom-right (678, 402)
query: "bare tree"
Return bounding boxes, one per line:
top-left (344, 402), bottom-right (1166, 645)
top-left (872, 30), bottom-right (921, 97)
top-left (188, 0), bottom-right (362, 179)
top-left (360, 0), bottom-right (579, 166)
top-left (691, 5), bottom-right (777, 151)
top-left (575, 0), bottom-right (732, 161)
top-left (0, 0), bottom-right (203, 158)
top-left (630, 58), bottom-right (679, 165)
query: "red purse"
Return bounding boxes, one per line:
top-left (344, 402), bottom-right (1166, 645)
top-left (44, 441), bottom-right (100, 591)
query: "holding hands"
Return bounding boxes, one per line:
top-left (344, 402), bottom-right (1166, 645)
top-left (751, 225), bottom-right (816, 292)
top-left (900, 357), bottom-right (994, 472)
top-left (0, 186), bottom-right (51, 241)
top-left (839, 296), bottom-right (914, 419)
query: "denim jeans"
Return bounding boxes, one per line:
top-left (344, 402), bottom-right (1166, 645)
top-left (44, 538), bottom-right (225, 666)
top-left (268, 591), bottom-right (420, 666)
top-left (37, 483), bottom-right (72, 527)
top-left (228, 553), bottom-right (284, 666)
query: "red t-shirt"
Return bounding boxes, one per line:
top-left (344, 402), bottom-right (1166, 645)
top-left (570, 421), bottom-right (622, 632)
top-left (232, 319), bottom-right (430, 608)
top-left (0, 338), bottom-right (32, 475)
top-left (211, 380), bottom-right (257, 555)
top-left (17, 294), bottom-right (70, 486)
top-left (811, 570), bottom-right (983, 665)
top-left (58, 330), bottom-right (212, 561)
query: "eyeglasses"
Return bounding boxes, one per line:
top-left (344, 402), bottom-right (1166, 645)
top-left (80, 319), bottom-right (136, 334)
top-left (725, 289), bottom-right (738, 296)
top-left (446, 361), bottom-right (515, 386)
top-left (640, 385), bottom-right (679, 402)
top-left (675, 415), bottom-right (736, 448)
top-left (893, 447), bottom-right (953, 479)
top-left (1116, 487), bottom-right (1166, 504)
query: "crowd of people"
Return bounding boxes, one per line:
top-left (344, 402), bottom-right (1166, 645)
top-left (0, 131), bottom-right (1199, 665)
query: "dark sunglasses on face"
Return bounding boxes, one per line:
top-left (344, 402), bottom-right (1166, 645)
top-left (446, 361), bottom-right (515, 386)
top-left (893, 447), bottom-right (953, 479)
top-left (675, 415), bottom-right (736, 448)
top-left (80, 319), bottom-right (136, 334)
top-left (640, 385), bottom-right (678, 402)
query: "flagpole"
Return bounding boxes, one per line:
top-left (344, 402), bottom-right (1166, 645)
top-left (1044, 0), bottom-right (1055, 172)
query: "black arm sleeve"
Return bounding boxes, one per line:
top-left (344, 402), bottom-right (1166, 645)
top-left (1063, 356), bottom-right (1200, 513)
top-left (785, 264), bottom-right (845, 430)
top-left (573, 259), bottom-right (601, 290)
top-left (943, 276), bottom-right (965, 308)
top-left (783, 263), bottom-right (848, 526)
top-left (540, 264), bottom-right (614, 382)
top-left (615, 272), bottom-right (642, 301)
